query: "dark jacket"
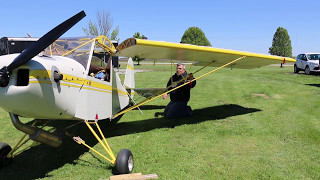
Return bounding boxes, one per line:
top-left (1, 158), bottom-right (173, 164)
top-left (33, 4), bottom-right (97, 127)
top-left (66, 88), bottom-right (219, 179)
top-left (166, 71), bottom-right (196, 102)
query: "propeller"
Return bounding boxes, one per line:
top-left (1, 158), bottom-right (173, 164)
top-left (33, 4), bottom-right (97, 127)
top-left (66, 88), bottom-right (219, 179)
top-left (0, 11), bottom-right (86, 87)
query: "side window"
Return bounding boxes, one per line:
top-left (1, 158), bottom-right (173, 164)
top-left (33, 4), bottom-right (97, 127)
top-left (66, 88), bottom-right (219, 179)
top-left (301, 54), bottom-right (307, 61)
top-left (297, 54), bottom-right (301, 59)
top-left (89, 53), bottom-right (111, 82)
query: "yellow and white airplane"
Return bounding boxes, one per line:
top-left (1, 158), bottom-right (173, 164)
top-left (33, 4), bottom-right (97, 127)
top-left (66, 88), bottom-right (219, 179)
top-left (0, 11), bottom-right (295, 174)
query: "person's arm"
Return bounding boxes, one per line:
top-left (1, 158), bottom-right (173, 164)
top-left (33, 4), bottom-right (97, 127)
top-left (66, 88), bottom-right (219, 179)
top-left (187, 73), bottom-right (196, 88)
top-left (162, 93), bottom-right (168, 99)
top-left (163, 77), bottom-right (172, 99)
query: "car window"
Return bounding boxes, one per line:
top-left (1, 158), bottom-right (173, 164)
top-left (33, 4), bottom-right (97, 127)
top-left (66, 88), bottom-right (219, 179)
top-left (297, 54), bottom-right (301, 59)
top-left (301, 54), bottom-right (307, 61)
top-left (307, 54), bottom-right (320, 60)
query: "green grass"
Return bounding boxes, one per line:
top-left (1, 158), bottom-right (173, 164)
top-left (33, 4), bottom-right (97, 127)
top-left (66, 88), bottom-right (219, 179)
top-left (0, 64), bottom-right (320, 179)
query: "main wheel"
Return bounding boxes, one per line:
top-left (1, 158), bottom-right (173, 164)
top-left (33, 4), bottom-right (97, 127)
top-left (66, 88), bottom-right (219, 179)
top-left (115, 149), bottom-right (133, 174)
top-left (305, 66), bottom-right (311, 75)
top-left (0, 143), bottom-right (12, 166)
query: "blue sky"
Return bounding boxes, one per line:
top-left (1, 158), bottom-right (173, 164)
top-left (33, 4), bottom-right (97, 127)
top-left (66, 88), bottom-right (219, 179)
top-left (1, 0), bottom-right (319, 56)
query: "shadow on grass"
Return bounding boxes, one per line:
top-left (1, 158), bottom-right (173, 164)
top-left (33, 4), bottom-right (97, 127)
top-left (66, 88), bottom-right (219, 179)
top-left (113, 104), bottom-right (261, 136)
top-left (306, 84), bottom-right (320, 88)
top-left (288, 72), bottom-right (320, 76)
top-left (0, 120), bottom-right (107, 180)
top-left (135, 105), bottom-right (166, 110)
top-left (0, 104), bottom-right (260, 179)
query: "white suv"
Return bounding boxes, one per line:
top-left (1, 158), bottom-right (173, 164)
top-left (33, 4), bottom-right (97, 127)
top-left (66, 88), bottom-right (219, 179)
top-left (294, 53), bottom-right (320, 75)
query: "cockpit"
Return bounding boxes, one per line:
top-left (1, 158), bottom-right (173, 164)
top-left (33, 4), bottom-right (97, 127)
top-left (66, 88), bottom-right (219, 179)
top-left (44, 36), bottom-right (117, 81)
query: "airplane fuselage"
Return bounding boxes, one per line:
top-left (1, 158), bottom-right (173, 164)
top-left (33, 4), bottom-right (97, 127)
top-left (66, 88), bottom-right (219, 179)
top-left (0, 53), bottom-right (129, 120)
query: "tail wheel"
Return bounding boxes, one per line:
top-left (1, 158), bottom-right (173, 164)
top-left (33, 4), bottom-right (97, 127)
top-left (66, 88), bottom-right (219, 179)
top-left (115, 149), bottom-right (134, 174)
top-left (0, 143), bottom-right (12, 166)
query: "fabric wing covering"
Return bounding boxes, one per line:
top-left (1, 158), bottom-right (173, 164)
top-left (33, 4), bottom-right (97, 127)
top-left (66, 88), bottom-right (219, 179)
top-left (115, 38), bottom-right (296, 69)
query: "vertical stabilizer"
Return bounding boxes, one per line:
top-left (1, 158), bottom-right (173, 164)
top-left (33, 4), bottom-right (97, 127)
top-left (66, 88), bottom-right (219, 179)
top-left (124, 57), bottom-right (135, 97)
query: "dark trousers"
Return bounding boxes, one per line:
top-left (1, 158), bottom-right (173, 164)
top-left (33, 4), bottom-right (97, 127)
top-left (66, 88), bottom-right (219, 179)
top-left (164, 101), bottom-right (191, 119)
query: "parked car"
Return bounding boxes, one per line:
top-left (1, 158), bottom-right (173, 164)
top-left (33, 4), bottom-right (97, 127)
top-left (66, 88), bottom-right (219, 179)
top-left (294, 53), bottom-right (320, 75)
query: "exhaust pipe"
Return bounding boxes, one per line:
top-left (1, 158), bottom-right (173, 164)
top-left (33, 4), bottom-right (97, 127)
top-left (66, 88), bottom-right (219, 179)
top-left (9, 113), bottom-right (62, 147)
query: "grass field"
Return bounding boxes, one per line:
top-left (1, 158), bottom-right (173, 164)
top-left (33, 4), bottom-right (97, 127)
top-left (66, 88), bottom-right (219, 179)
top-left (0, 64), bottom-right (319, 179)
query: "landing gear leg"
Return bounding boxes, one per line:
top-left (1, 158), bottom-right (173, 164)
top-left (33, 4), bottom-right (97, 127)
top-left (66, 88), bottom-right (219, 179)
top-left (75, 120), bottom-right (134, 174)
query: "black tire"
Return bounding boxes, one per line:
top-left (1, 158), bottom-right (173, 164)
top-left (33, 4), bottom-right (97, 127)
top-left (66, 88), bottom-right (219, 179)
top-left (294, 65), bottom-right (299, 73)
top-left (305, 66), bottom-right (311, 75)
top-left (0, 143), bottom-right (12, 166)
top-left (115, 149), bottom-right (133, 174)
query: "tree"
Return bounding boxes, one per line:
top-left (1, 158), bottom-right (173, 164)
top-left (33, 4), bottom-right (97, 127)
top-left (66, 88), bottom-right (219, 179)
top-left (82, 20), bottom-right (98, 36)
top-left (269, 27), bottom-right (292, 57)
top-left (82, 10), bottom-right (119, 41)
top-left (110, 26), bottom-right (120, 41)
top-left (180, 27), bottom-right (212, 46)
top-left (132, 32), bottom-right (147, 65)
top-left (133, 32), bottom-right (147, 39)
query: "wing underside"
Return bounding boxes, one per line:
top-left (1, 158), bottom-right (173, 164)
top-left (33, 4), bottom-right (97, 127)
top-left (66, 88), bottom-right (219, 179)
top-left (115, 38), bottom-right (295, 69)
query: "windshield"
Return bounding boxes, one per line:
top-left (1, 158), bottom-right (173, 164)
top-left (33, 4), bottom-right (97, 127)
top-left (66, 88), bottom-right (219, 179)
top-left (44, 36), bottom-right (116, 73)
top-left (307, 54), bottom-right (320, 60)
top-left (44, 37), bottom-right (95, 69)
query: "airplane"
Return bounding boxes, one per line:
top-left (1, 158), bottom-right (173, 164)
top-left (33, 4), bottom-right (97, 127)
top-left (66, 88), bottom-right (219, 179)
top-left (0, 10), bottom-right (296, 175)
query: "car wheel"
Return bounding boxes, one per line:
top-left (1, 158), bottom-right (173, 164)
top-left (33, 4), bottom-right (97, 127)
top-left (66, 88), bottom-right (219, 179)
top-left (294, 65), bottom-right (299, 73)
top-left (305, 66), bottom-right (311, 75)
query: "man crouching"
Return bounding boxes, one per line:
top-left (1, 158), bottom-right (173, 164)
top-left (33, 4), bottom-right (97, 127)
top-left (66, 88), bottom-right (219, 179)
top-left (162, 63), bottom-right (196, 118)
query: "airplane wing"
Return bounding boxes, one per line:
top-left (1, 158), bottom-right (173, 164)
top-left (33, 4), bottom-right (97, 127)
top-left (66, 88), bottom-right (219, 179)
top-left (115, 38), bottom-right (295, 68)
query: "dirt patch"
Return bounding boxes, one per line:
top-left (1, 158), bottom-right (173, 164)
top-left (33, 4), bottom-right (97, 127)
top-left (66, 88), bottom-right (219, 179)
top-left (274, 94), bottom-right (283, 99)
top-left (253, 93), bottom-right (270, 99)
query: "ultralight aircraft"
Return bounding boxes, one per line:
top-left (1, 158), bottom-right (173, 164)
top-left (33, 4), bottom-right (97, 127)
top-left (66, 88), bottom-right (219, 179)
top-left (0, 11), bottom-right (295, 174)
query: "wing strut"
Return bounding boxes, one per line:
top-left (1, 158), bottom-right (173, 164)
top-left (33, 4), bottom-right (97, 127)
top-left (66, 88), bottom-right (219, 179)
top-left (74, 120), bottom-right (116, 164)
top-left (112, 56), bottom-right (246, 119)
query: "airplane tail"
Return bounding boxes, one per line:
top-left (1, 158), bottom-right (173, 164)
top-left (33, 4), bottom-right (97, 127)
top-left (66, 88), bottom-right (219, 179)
top-left (124, 57), bottom-right (135, 97)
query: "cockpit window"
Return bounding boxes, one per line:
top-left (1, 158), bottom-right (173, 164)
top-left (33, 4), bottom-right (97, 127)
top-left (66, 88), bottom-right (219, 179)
top-left (43, 36), bottom-right (116, 79)
top-left (44, 38), bottom-right (94, 69)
